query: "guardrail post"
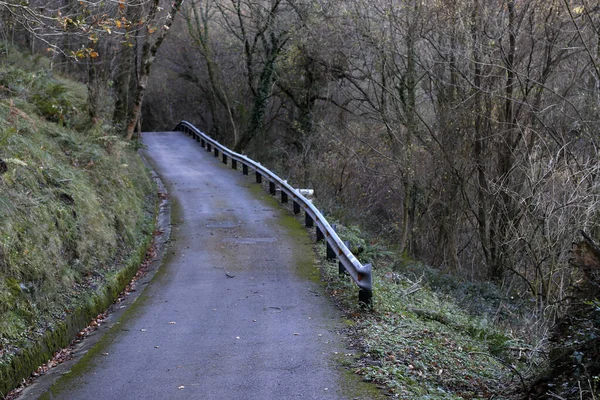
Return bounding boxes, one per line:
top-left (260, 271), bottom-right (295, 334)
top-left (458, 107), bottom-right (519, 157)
top-left (305, 212), bottom-right (313, 227)
top-left (222, 153), bottom-right (227, 164)
top-left (359, 289), bottom-right (372, 306)
top-left (293, 201), bottom-right (300, 215)
top-left (243, 164), bottom-right (249, 175)
top-left (255, 171), bottom-right (262, 183)
top-left (201, 138), bottom-right (206, 147)
top-left (357, 263), bottom-right (373, 307)
top-left (214, 147), bottom-right (219, 157)
top-left (232, 159), bottom-right (237, 170)
top-left (281, 191), bottom-right (288, 203)
top-left (207, 143), bottom-right (212, 152)
top-left (340, 241), bottom-right (350, 275)
top-left (326, 224), bottom-right (337, 261)
top-left (316, 226), bottom-right (324, 242)
top-left (269, 181), bottom-right (276, 195)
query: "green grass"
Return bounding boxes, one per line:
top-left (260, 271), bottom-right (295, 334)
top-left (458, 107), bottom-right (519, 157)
top-left (0, 49), bottom-right (155, 371)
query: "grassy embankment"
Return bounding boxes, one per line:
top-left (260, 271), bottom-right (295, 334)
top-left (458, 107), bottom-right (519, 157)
top-left (0, 48), bottom-right (156, 396)
top-left (315, 223), bottom-right (540, 399)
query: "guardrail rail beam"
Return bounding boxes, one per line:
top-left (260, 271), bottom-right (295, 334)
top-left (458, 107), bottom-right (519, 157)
top-left (174, 121), bottom-right (373, 306)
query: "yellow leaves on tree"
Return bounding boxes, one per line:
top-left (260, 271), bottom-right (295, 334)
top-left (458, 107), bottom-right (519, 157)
top-left (71, 48), bottom-right (99, 60)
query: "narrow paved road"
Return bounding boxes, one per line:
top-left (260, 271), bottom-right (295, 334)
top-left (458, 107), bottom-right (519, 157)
top-left (34, 131), bottom-right (375, 399)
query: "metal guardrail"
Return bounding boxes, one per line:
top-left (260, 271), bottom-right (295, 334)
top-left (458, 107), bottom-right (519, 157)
top-left (174, 121), bottom-right (373, 305)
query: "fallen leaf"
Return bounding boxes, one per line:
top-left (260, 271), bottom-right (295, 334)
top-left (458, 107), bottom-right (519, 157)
top-left (178, 386), bottom-right (185, 390)
top-left (169, 321), bottom-right (176, 325)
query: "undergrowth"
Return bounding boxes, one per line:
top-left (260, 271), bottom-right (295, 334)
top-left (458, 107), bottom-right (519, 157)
top-left (318, 223), bottom-right (542, 399)
top-left (0, 48), bottom-right (154, 375)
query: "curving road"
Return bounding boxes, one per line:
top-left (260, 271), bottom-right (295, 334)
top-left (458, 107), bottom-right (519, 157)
top-left (29, 131), bottom-right (377, 399)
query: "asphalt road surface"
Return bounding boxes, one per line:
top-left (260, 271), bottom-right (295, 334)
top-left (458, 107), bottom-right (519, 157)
top-left (31, 131), bottom-right (377, 400)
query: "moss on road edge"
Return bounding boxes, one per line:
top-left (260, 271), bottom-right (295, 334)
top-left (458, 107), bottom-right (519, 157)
top-left (0, 226), bottom-right (153, 397)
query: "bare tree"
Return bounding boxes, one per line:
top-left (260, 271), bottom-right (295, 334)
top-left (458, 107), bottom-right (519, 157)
top-left (183, 0), bottom-right (239, 144)
top-left (125, 0), bottom-right (184, 140)
top-left (214, 0), bottom-right (291, 152)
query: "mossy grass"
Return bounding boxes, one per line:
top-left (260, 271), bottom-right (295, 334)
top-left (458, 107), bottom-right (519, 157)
top-left (317, 224), bottom-right (537, 399)
top-left (0, 47), bottom-right (156, 396)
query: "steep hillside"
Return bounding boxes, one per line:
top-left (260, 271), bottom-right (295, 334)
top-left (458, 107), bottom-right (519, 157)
top-left (0, 48), bottom-right (155, 396)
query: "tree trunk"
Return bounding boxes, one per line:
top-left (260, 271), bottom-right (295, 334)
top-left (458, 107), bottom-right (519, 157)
top-left (470, 0), bottom-right (492, 276)
top-left (489, 0), bottom-right (518, 281)
top-left (87, 59), bottom-right (100, 122)
top-left (233, 47), bottom-right (278, 152)
top-left (399, 6), bottom-right (417, 254)
top-left (126, 0), bottom-right (184, 140)
top-left (112, 3), bottom-right (138, 134)
top-left (186, 0), bottom-right (238, 145)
